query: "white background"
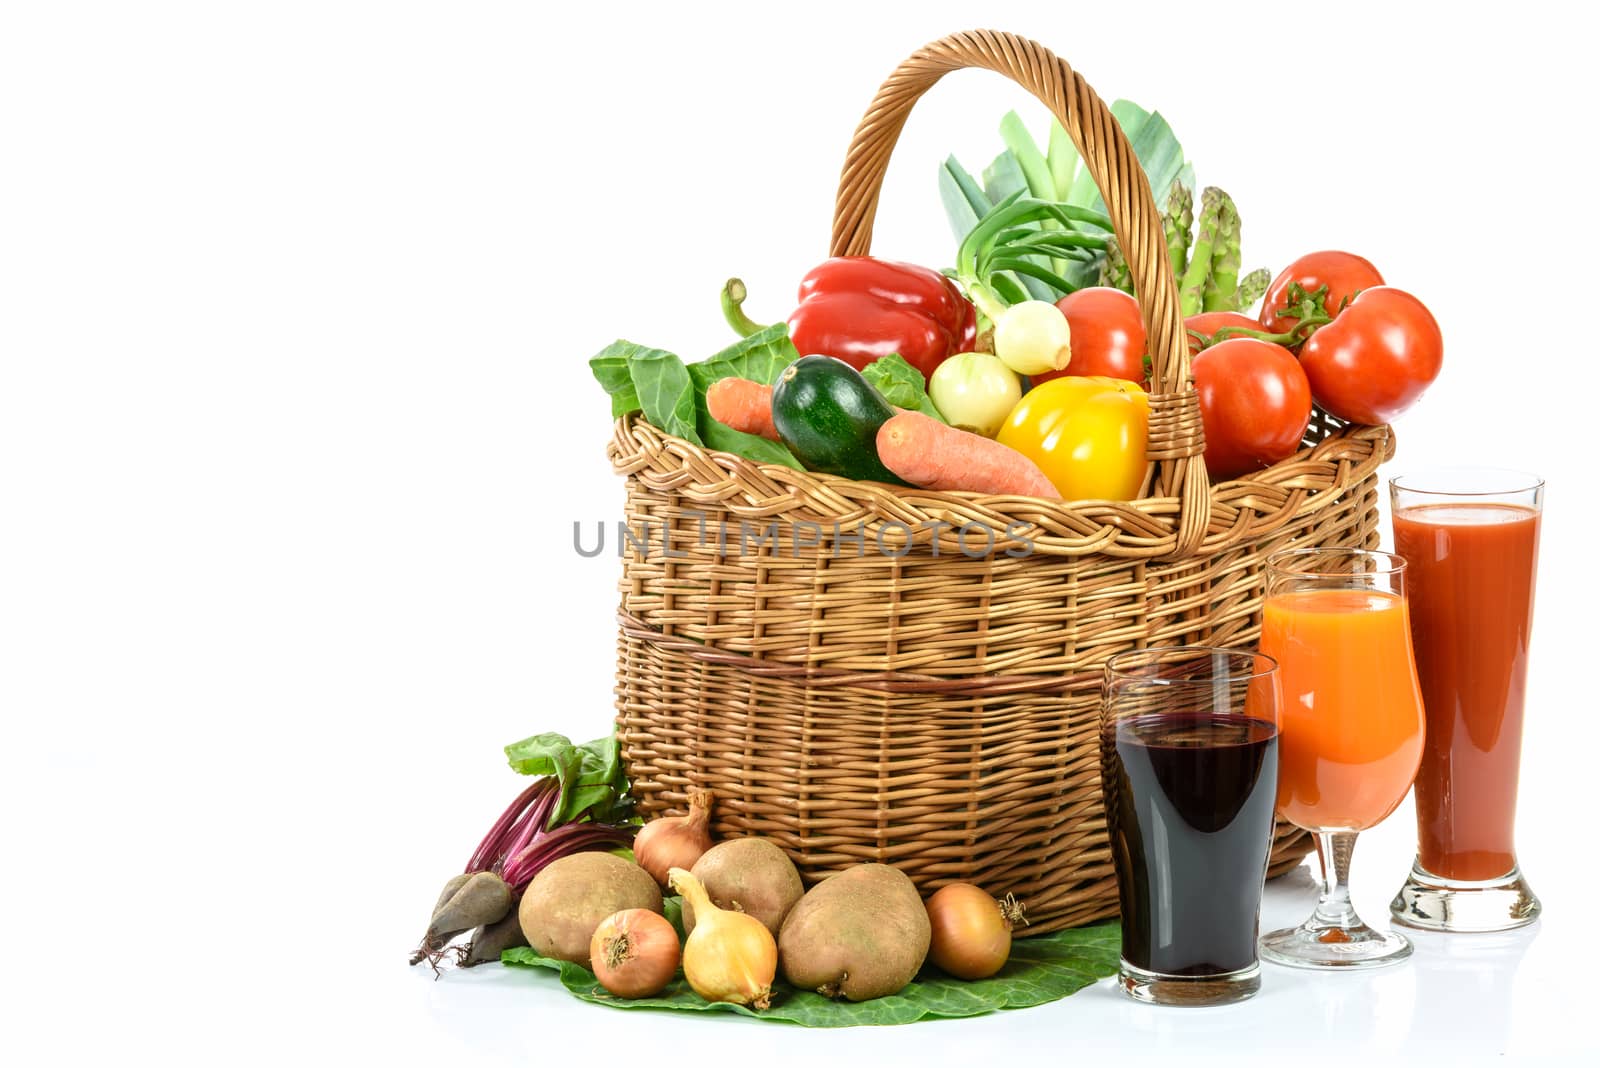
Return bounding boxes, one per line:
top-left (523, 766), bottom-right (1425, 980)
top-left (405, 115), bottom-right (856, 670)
top-left (5, 1), bottom-right (1598, 1064)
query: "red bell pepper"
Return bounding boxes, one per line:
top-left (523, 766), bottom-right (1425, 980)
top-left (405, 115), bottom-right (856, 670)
top-left (722, 258), bottom-right (977, 380)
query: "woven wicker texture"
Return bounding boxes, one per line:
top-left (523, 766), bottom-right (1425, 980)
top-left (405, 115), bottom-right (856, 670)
top-left (610, 30), bottom-right (1395, 932)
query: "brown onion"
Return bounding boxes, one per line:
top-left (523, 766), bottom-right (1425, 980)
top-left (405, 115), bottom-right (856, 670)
top-left (669, 867), bottom-right (776, 1009)
top-left (633, 788), bottom-right (715, 887)
top-left (590, 909), bottom-right (680, 998)
top-left (925, 884), bottom-right (1026, 980)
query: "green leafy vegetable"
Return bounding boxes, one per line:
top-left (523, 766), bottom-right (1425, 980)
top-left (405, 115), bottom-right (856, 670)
top-left (588, 345), bottom-right (643, 419)
top-left (939, 103), bottom-right (1191, 304)
top-left (690, 326), bottom-right (803, 468)
top-left (589, 327), bottom-right (804, 469)
top-left (589, 342), bottom-right (700, 444)
top-left (981, 147), bottom-right (1031, 207)
top-left (940, 104), bottom-right (1270, 316)
top-left (1114, 102), bottom-right (1187, 218)
top-left (999, 111), bottom-right (1057, 204)
top-left (1046, 119), bottom-right (1078, 208)
top-left (699, 418), bottom-right (803, 470)
top-left (503, 919), bottom-right (1120, 1027)
top-left (686, 324), bottom-right (800, 393)
top-left (952, 191), bottom-right (1111, 323)
top-left (503, 733), bottom-right (631, 827)
top-left (989, 116), bottom-right (1076, 299)
top-left (630, 349), bottom-right (698, 444)
top-left (862, 354), bottom-right (945, 423)
top-left (938, 156), bottom-right (992, 242)
top-left (999, 111), bottom-right (1071, 286)
top-left (963, 151), bottom-right (1055, 302)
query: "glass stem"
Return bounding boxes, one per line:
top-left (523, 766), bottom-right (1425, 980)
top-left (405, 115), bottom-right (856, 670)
top-left (1311, 831), bottom-right (1362, 931)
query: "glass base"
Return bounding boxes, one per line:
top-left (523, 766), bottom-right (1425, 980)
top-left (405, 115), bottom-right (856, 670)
top-left (1118, 959), bottom-right (1260, 1006)
top-left (1390, 860), bottom-right (1541, 932)
top-left (1259, 918), bottom-right (1412, 970)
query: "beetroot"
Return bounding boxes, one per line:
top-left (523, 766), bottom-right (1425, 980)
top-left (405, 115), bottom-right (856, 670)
top-left (410, 773), bottom-right (634, 972)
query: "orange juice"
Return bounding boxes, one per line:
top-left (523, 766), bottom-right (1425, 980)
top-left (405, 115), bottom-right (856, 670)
top-left (1260, 589), bottom-right (1426, 831)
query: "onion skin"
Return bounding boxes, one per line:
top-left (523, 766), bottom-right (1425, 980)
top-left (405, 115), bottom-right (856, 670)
top-left (993, 300), bottom-right (1071, 376)
top-left (925, 884), bottom-right (1019, 980)
top-left (590, 909), bottom-right (680, 999)
top-left (669, 867), bottom-right (776, 1010)
top-left (928, 352), bottom-right (1021, 438)
top-left (633, 788), bottom-right (716, 887)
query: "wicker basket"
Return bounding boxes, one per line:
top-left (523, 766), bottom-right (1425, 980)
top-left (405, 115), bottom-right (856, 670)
top-left (609, 29), bottom-right (1394, 933)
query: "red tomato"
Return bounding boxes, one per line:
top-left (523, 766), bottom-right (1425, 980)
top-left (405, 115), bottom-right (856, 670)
top-left (1185, 312), bottom-right (1261, 355)
top-left (1033, 287), bottom-right (1147, 386)
top-left (1298, 287), bottom-right (1442, 425)
top-left (1261, 251), bottom-right (1385, 336)
top-left (1192, 338), bottom-right (1313, 479)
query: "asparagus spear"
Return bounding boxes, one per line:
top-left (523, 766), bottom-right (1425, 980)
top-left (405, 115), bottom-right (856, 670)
top-left (1202, 190), bottom-right (1241, 312)
top-left (1099, 234), bottom-right (1132, 293)
top-left (1178, 187), bottom-right (1223, 316)
top-left (1163, 181), bottom-right (1193, 279)
top-left (1237, 268), bottom-right (1271, 312)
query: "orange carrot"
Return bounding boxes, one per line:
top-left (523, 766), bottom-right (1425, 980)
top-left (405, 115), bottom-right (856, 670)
top-left (706, 377), bottom-right (779, 441)
top-left (876, 411), bottom-right (1061, 499)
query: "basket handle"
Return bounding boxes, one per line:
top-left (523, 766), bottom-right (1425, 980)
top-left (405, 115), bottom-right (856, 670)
top-left (830, 30), bottom-right (1209, 557)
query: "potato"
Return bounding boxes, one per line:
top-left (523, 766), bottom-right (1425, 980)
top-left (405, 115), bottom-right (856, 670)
top-left (778, 863), bottom-right (930, 1001)
top-left (518, 852), bottom-right (662, 966)
top-left (682, 837), bottom-right (804, 939)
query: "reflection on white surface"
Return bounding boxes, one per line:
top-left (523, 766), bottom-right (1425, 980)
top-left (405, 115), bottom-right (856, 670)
top-left (1404, 923), bottom-right (1538, 1055)
top-left (1255, 857), bottom-right (1415, 1052)
top-left (1275, 956), bottom-right (1416, 1052)
top-left (404, 845), bottom-right (1597, 1066)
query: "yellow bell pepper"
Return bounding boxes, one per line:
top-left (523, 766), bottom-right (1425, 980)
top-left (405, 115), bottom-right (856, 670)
top-left (996, 376), bottom-right (1148, 501)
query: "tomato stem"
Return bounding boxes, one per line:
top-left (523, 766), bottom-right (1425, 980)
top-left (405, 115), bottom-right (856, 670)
top-left (1264, 281), bottom-right (1340, 337)
top-left (1192, 320), bottom-right (1327, 349)
top-left (1190, 323), bottom-right (1322, 349)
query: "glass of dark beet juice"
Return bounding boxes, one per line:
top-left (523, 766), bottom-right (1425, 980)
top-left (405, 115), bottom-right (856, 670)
top-left (1101, 647), bottom-right (1282, 1006)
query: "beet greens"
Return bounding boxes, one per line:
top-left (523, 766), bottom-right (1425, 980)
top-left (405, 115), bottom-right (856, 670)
top-left (410, 732), bottom-right (636, 972)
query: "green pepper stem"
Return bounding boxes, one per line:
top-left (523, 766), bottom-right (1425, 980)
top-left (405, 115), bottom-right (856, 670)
top-left (720, 278), bottom-right (768, 338)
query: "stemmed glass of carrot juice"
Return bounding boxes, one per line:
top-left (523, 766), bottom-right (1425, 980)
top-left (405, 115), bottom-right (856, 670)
top-left (1388, 469), bottom-right (1544, 932)
top-left (1257, 548), bottom-right (1426, 969)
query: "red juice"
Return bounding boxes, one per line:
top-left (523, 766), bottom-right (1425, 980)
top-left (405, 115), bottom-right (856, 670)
top-left (1394, 502), bottom-right (1540, 882)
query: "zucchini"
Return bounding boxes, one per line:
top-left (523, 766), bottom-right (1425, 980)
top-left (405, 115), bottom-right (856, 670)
top-left (770, 356), bottom-right (905, 485)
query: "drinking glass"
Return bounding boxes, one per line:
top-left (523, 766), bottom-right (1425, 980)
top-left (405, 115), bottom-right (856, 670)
top-left (1257, 548), bottom-right (1425, 969)
top-left (1389, 468), bottom-right (1544, 931)
top-left (1101, 647), bottom-right (1282, 1005)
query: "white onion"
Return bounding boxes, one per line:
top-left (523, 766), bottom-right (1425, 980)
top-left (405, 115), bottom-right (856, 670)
top-left (929, 353), bottom-right (1022, 438)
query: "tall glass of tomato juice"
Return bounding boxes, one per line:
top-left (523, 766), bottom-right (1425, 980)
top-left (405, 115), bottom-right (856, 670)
top-left (1389, 468), bottom-right (1544, 932)
top-left (1257, 548), bottom-right (1425, 969)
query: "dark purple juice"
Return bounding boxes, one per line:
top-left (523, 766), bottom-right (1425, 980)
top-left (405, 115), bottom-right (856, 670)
top-left (1103, 713), bottom-right (1279, 976)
